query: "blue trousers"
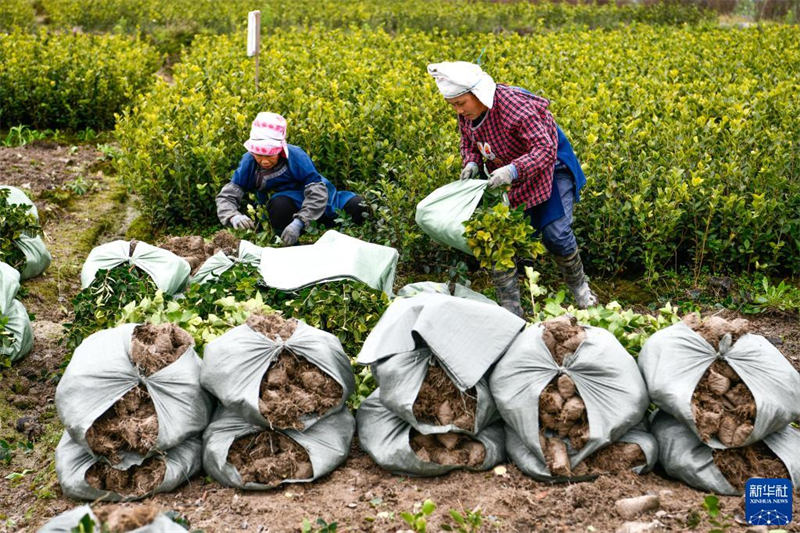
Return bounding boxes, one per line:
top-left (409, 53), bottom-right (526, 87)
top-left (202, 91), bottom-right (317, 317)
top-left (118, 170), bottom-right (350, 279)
top-left (526, 166), bottom-right (578, 257)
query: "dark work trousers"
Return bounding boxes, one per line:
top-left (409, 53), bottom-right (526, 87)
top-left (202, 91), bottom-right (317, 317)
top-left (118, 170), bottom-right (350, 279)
top-left (266, 195), bottom-right (369, 234)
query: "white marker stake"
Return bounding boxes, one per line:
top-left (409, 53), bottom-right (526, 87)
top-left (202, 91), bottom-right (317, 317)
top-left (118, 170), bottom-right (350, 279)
top-left (247, 10), bottom-right (261, 90)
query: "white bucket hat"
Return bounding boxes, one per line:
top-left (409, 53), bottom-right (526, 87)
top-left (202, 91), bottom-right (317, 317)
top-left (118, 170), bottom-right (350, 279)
top-left (427, 61), bottom-right (497, 109)
top-left (243, 112), bottom-right (289, 157)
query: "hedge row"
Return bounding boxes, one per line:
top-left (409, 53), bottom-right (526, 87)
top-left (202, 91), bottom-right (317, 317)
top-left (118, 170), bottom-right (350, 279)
top-left (37, 0), bottom-right (712, 46)
top-left (115, 24), bottom-right (800, 277)
top-left (0, 0), bottom-right (35, 32)
top-left (0, 30), bottom-right (160, 131)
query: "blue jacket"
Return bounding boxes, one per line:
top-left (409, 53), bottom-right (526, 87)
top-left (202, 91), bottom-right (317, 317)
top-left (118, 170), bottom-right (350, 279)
top-left (231, 144), bottom-right (355, 217)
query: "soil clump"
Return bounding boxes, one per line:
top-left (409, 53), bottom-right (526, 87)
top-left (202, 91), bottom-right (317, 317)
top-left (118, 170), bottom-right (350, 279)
top-left (412, 363), bottom-right (477, 431)
top-left (542, 315), bottom-right (587, 365)
top-left (712, 442), bottom-right (789, 491)
top-left (85, 457), bottom-right (166, 496)
top-left (575, 442), bottom-right (647, 476)
top-left (85, 385), bottom-right (158, 463)
top-left (259, 351), bottom-right (342, 430)
top-left (691, 359), bottom-right (756, 446)
top-left (538, 316), bottom-right (589, 476)
top-left (682, 313), bottom-right (750, 350)
top-left (409, 430), bottom-right (486, 467)
top-left (94, 504), bottom-right (161, 532)
top-left (247, 312), bottom-right (298, 342)
top-left (130, 323), bottom-right (193, 376)
top-left (227, 430), bottom-right (313, 485)
top-left (159, 231), bottom-right (241, 273)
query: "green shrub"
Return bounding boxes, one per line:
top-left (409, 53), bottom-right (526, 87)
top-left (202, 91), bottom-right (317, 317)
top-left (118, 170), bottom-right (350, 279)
top-left (0, 29), bottom-right (160, 130)
top-left (116, 25), bottom-right (800, 277)
top-left (63, 266), bottom-right (158, 352)
top-left (0, 0), bottom-right (35, 32)
top-left (0, 188), bottom-right (41, 272)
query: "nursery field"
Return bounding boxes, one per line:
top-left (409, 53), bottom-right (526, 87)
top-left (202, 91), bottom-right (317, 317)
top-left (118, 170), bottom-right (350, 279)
top-left (1, 0), bottom-right (800, 531)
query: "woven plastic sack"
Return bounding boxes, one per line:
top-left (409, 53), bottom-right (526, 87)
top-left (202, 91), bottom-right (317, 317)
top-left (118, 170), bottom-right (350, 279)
top-left (56, 323), bottom-right (213, 463)
top-left (203, 406), bottom-right (354, 490)
top-left (651, 411), bottom-right (800, 496)
top-left (0, 261), bottom-right (33, 363)
top-left (396, 280), bottom-right (496, 306)
top-left (356, 390), bottom-right (505, 476)
top-left (1, 185), bottom-right (51, 280)
top-left (201, 319), bottom-right (354, 431)
top-left (55, 431), bottom-right (201, 502)
top-left (258, 230), bottom-right (398, 296)
top-left (357, 292), bottom-right (525, 434)
top-left (38, 506), bottom-right (188, 533)
top-left (80, 240), bottom-right (190, 295)
top-left (190, 239), bottom-right (264, 285)
top-left (489, 323), bottom-right (649, 467)
top-left (639, 322), bottom-right (800, 449)
top-left (415, 179), bottom-right (487, 254)
top-left (505, 423), bottom-right (658, 482)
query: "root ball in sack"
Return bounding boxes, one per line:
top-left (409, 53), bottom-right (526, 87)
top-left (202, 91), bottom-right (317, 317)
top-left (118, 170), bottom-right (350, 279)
top-left (84, 324), bottom-right (193, 464)
top-left (681, 314), bottom-right (751, 351)
top-left (574, 442), bottom-right (647, 476)
top-left (412, 363), bottom-right (477, 431)
top-left (227, 430), bottom-right (314, 486)
top-left (252, 311), bottom-right (343, 430)
top-left (712, 442), bottom-right (790, 492)
top-left (542, 315), bottom-right (586, 365)
top-left (538, 378), bottom-right (589, 452)
top-left (691, 358), bottom-right (756, 446)
top-left (85, 459), bottom-right (167, 498)
top-left (410, 429), bottom-right (486, 467)
top-left (259, 351), bottom-right (343, 430)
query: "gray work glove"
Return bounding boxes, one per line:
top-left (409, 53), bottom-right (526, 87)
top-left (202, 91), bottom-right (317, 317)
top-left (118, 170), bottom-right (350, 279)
top-left (230, 214), bottom-right (255, 230)
top-left (459, 162), bottom-right (479, 181)
top-left (488, 164), bottom-right (518, 189)
top-left (280, 219), bottom-right (304, 246)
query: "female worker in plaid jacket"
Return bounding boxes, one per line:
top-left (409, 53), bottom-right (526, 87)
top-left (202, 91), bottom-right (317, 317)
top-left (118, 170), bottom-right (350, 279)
top-left (428, 61), bottom-right (598, 316)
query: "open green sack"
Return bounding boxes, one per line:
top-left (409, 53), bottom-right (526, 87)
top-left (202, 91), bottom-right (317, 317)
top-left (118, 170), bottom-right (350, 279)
top-left (80, 240), bottom-right (190, 295)
top-left (55, 432), bottom-right (202, 502)
top-left (415, 179), bottom-right (487, 254)
top-left (1, 185), bottom-right (51, 280)
top-left (356, 390), bottom-right (506, 477)
top-left (190, 239), bottom-right (264, 285)
top-left (258, 230), bottom-right (398, 296)
top-left (0, 261), bottom-right (33, 364)
top-left (203, 406), bottom-right (354, 490)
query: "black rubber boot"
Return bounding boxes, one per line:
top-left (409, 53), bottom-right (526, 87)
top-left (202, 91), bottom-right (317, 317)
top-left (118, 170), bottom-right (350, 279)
top-left (492, 267), bottom-right (524, 317)
top-left (554, 250), bottom-right (598, 309)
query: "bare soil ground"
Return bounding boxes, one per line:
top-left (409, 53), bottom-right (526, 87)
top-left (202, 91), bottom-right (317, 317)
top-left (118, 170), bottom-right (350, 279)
top-left (1, 145), bottom-right (799, 532)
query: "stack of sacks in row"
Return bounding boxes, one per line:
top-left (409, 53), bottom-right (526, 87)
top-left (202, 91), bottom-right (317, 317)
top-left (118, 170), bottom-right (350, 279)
top-left (490, 315), bottom-right (657, 481)
top-left (201, 312), bottom-right (355, 489)
top-left (55, 323), bottom-right (211, 501)
top-left (641, 314), bottom-right (800, 494)
top-left (356, 288), bottom-right (524, 475)
top-left (0, 261), bottom-right (33, 364)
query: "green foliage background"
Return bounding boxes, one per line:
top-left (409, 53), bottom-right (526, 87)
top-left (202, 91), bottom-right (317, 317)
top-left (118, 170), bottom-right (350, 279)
top-left (115, 25), bottom-right (800, 277)
top-left (0, 30), bottom-right (159, 130)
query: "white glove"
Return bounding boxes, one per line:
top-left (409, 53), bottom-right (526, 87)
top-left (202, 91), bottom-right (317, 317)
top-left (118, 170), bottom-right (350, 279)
top-left (488, 164), bottom-right (518, 189)
top-left (459, 162), bottom-right (479, 181)
top-left (230, 214), bottom-right (255, 230)
top-left (281, 219), bottom-right (304, 246)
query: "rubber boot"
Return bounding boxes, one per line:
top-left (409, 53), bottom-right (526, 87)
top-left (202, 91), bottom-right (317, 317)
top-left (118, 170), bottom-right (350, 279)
top-left (492, 267), bottom-right (524, 317)
top-left (554, 250), bottom-right (598, 309)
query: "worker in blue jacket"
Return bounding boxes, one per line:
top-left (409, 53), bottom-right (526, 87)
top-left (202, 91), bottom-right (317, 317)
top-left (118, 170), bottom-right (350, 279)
top-left (216, 112), bottom-right (367, 245)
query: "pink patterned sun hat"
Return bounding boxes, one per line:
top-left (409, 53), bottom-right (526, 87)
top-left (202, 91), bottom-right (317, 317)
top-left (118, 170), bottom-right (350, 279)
top-left (243, 112), bottom-right (288, 157)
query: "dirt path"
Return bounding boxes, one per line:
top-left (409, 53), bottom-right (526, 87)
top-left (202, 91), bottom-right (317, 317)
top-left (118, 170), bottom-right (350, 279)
top-left (1, 144), bottom-right (799, 532)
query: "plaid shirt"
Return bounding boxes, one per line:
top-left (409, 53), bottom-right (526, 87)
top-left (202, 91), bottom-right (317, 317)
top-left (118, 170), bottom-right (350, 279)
top-left (459, 84), bottom-right (558, 209)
